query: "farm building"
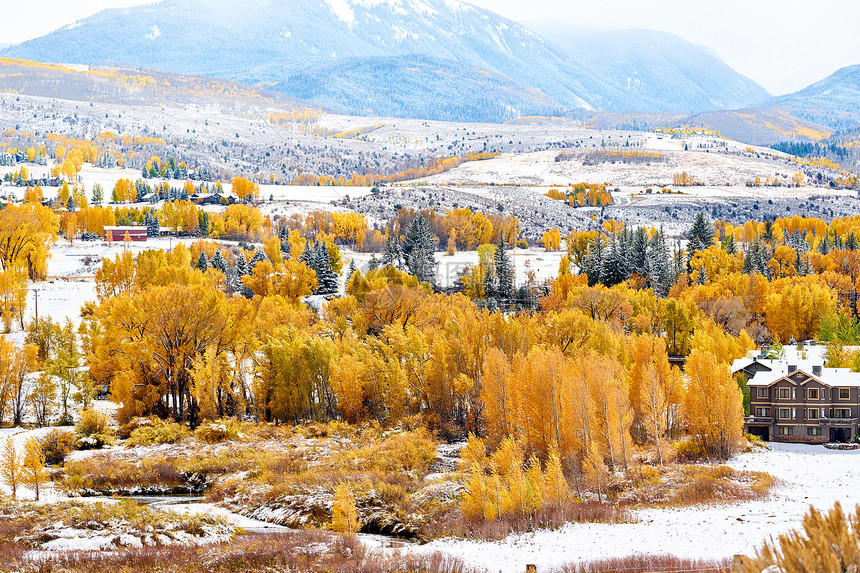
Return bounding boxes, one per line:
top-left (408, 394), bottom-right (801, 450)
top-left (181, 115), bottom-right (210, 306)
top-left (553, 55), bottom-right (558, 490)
top-left (104, 226), bottom-right (148, 242)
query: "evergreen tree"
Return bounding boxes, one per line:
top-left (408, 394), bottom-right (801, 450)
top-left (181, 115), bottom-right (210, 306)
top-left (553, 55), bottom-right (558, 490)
top-left (146, 212), bottom-right (160, 238)
top-left (346, 259), bottom-right (357, 282)
top-left (847, 233), bottom-right (858, 251)
top-left (381, 234), bottom-right (403, 269)
top-left (494, 237), bottom-right (514, 304)
top-left (211, 250), bottom-right (228, 275)
top-left (236, 253), bottom-right (250, 277)
top-left (300, 241), bottom-right (339, 295)
top-left (196, 251), bottom-right (209, 272)
top-left (91, 184), bottom-right (104, 204)
top-left (723, 235), bottom-right (737, 254)
top-left (367, 254), bottom-right (380, 271)
top-left (687, 212), bottom-right (714, 259)
top-left (402, 215), bottom-right (437, 286)
top-left (249, 248), bottom-right (269, 271)
top-left (629, 227), bottom-right (649, 278)
top-left (66, 197), bottom-right (75, 213)
top-left (583, 235), bottom-right (606, 286)
top-left (646, 228), bottom-right (672, 297)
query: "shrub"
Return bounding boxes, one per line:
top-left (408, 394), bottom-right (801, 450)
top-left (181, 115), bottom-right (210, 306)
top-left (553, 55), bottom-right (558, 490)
top-left (737, 503), bottom-right (860, 573)
top-left (555, 554), bottom-right (729, 573)
top-left (126, 418), bottom-right (190, 447)
top-left (195, 419), bottom-right (244, 444)
top-left (74, 409), bottom-right (115, 450)
top-left (41, 429), bottom-right (75, 465)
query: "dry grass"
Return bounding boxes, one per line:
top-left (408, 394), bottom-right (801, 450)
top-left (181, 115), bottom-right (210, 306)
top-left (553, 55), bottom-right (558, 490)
top-left (0, 530), bottom-right (472, 573)
top-left (552, 554), bottom-right (730, 573)
top-left (422, 501), bottom-right (630, 541)
top-left (737, 502), bottom-right (860, 573)
top-left (622, 463), bottom-right (776, 509)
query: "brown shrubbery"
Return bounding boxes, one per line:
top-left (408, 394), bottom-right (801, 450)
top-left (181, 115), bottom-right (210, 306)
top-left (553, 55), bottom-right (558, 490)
top-left (0, 530), bottom-right (471, 573)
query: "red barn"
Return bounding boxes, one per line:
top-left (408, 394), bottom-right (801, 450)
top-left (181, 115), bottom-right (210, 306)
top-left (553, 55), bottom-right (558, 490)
top-left (104, 226), bottom-right (148, 242)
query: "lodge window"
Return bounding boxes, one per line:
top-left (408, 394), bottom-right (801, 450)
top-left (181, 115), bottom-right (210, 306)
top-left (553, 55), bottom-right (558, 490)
top-left (757, 388), bottom-right (767, 398)
top-left (778, 427), bottom-right (793, 436)
top-left (779, 408), bottom-right (791, 419)
top-left (834, 408), bottom-right (853, 419)
top-left (755, 407), bottom-right (771, 417)
top-left (807, 408), bottom-right (819, 420)
top-left (840, 388), bottom-right (850, 400)
top-left (779, 388), bottom-right (790, 399)
top-left (808, 389), bottom-right (819, 400)
top-left (808, 427), bottom-right (822, 436)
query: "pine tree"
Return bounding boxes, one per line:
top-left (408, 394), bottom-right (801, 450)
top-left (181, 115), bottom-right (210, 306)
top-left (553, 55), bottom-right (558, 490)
top-left (236, 253), bottom-right (250, 277)
top-left (367, 254), bottom-right (380, 271)
top-left (630, 227), bottom-right (648, 278)
top-left (381, 234), bottom-right (403, 269)
top-left (402, 215), bottom-right (437, 286)
top-left (646, 228), bottom-right (672, 297)
top-left (145, 211), bottom-right (160, 238)
top-left (300, 241), bottom-right (339, 295)
top-left (583, 235), bottom-right (606, 286)
top-left (494, 236), bottom-right (514, 304)
top-left (249, 248), bottom-right (268, 271)
top-left (211, 250), bottom-right (228, 274)
top-left (346, 259), bottom-right (357, 282)
top-left (196, 251), bottom-right (209, 272)
top-left (687, 212), bottom-right (714, 260)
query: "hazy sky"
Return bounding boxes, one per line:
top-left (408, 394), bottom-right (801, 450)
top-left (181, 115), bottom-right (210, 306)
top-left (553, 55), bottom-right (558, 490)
top-left (3, 0), bottom-right (859, 96)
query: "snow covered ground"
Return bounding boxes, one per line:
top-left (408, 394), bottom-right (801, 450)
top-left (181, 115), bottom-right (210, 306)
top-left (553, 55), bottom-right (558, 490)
top-left (414, 443), bottom-right (860, 572)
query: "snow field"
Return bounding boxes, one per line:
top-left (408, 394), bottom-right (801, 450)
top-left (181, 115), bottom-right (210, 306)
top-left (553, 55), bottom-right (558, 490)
top-left (410, 443), bottom-right (860, 572)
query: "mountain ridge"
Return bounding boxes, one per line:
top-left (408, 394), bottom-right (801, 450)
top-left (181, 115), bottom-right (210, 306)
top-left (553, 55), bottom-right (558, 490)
top-left (1, 0), bottom-right (775, 122)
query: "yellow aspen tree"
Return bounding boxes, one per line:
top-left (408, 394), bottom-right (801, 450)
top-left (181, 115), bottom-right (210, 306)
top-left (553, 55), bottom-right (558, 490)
top-left (684, 350), bottom-right (744, 459)
top-left (22, 437), bottom-right (46, 501)
top-left (331, 481), bottom-right (361, 534)
top-left (0, 438), bottom-right (20, 500)
top-left (544, 448), bottom-right (568, 518)
top-left (525, 455), bottom-right (545, 514)
top-left (481, 347), bottom-right (513, 443)
top-left (461, 462), bottom-right (488, 520)
top-left (642, 364), bottom-right (667, 465)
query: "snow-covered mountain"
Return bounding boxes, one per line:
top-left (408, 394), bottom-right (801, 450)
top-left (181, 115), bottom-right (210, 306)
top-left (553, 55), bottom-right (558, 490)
top-left (1, 0), bottom-right (769, 121)
top-left (766, 64), bottom-right (860, 131)
top-left (536, 27), bottom-right (771, 113)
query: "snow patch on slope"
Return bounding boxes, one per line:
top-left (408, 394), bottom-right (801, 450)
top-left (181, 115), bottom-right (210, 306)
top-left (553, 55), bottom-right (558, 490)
top-left (145, 25), bottom-right (161, 40)
top-left (323, 0), bottom-right (355, 25)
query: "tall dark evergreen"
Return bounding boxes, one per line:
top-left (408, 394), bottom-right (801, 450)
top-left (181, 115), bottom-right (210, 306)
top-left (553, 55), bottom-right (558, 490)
top-left (629, 227), bottom-right (649, 278)
top-left (583, 235), bottom-right (606, 286)
top-left (493, 238), bottom-right (514, 304)
top-left (300, 241), bottom-right (339, 295)
top-left (381, 235), bottom-right (403, 269)
top-left (144, 211), bottom-right (160, 238)
top-left (196, 251), bottom-right (209, 272)
top-left (646, 228), bottom-right (673, 297)
top-left (687, 212), bottom-right (714, 259)
top-left (249, 248), bottom-right (269, 271)
top-left (402, 215), bottom-right (437, 286)
top-left (236, 253), bottom-right (250, 277)
top-left (211, 250), bottom-right (228, 274)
